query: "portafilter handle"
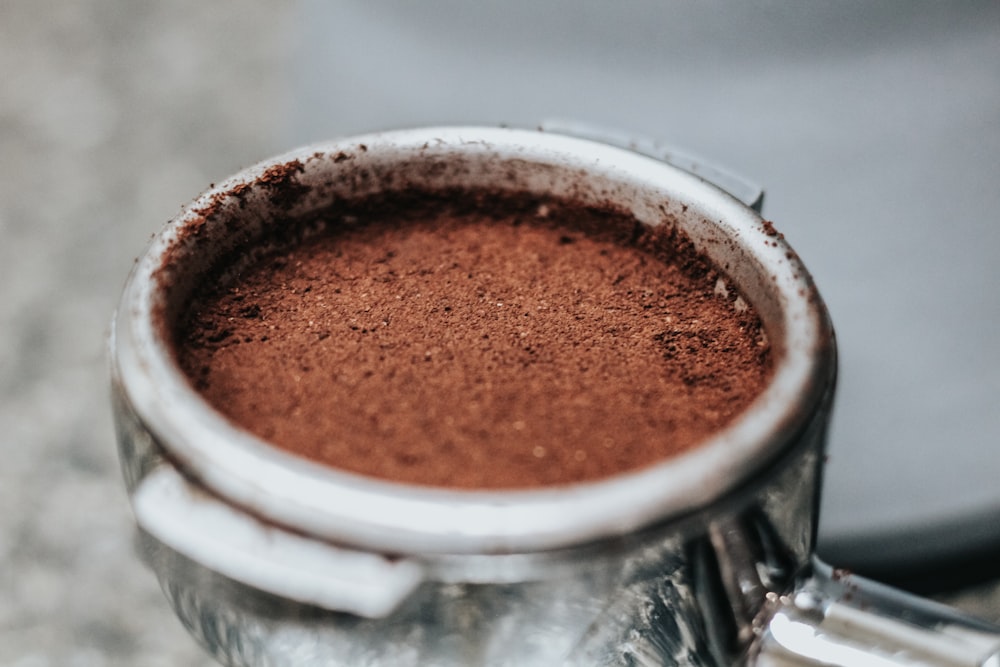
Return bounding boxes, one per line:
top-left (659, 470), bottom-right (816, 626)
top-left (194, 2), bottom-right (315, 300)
top-left (748, 558), bottom-right (1000, 667)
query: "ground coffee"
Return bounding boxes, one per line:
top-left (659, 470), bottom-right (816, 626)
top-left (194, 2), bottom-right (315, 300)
top-left (175, 191), bottom-right (771, 489)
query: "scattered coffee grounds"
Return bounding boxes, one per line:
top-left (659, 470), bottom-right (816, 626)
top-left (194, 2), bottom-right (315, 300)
top-left (174, 191), bottom-right (771, 489)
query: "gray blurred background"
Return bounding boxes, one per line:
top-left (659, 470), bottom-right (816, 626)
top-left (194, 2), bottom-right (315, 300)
top-left (1, 1), bottom-right (998, 664)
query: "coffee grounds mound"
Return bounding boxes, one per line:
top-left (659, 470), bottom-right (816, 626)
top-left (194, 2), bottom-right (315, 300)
top-left (175, 191), bottom-right (771, 489)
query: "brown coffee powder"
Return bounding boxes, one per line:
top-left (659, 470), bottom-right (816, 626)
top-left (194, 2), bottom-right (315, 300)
top-left (175, 192), bottom-right (771, 489)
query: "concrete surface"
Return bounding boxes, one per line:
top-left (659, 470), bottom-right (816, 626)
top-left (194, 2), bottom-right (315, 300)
top-left (0, 2), bottom-right (290, 664)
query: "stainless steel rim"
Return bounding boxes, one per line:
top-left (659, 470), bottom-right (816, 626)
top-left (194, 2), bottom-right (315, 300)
top-left (113, 126), bottom-right (835, 554)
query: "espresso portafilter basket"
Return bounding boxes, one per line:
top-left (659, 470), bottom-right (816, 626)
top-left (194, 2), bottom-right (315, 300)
top-left (110, 125), bottom-right (1000, 666)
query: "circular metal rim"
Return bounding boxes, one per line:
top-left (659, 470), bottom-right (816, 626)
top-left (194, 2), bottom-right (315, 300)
top-left (113, 126), bottom-right (835, 555)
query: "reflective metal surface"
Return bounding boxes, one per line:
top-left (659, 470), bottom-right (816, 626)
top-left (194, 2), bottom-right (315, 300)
top-left (114, 379), bottom-right (829, 666)
top-left (109, 128), bottom-right (1000, 666)
top-left (750, 562), bottom-right (1000, 667)
top-left (540, 120), bottom-right (766, 214)
top-left (111, 128), bottom-right (833, 556)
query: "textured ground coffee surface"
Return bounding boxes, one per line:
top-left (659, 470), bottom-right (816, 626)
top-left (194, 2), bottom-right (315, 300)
top-left (177, 193), bottom-right (771, 488)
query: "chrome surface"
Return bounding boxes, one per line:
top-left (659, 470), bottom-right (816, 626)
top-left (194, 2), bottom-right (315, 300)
top-left (106, 127), bottom-right (1000, 665)
top-left (111, 127), bottom-right (832, 556)
top-left (539, 119), bottom-right (765, 213)
top-left (113, 379), bottom-right (829, 666)
top-left (749, 561), bottom-right (1000, 667)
